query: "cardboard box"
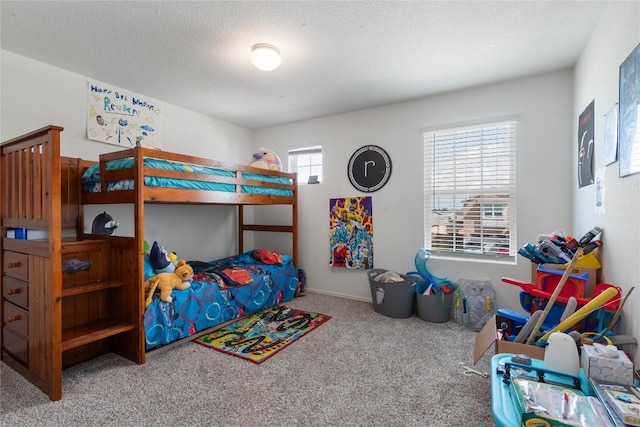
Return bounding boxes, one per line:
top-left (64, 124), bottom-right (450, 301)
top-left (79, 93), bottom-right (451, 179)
top-left (474, 315), bottom-right (545, 364)
top-left (581, 344), bottom-right (634, 385)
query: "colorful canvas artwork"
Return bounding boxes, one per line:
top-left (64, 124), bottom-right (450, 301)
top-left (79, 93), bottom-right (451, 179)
top-left (329, 196), bottom-right (373, 269)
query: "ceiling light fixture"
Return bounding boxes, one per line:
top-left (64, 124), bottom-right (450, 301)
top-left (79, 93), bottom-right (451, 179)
top-left (251, 43), bottom-right (281, 71)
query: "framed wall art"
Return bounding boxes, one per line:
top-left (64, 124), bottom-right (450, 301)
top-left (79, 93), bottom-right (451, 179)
top-left (329, 196), bottom-right (373, 269)
top-left (618, 42), bottom-right (640, 177)
top-left (578, 100), bottom-right (595, 187)
top-left (603, 103), bottom-right (618, 166)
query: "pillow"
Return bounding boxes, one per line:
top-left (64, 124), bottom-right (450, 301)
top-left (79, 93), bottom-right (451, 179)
top-left (81, 163), bottom-right (101, 184)
top-left (253, 249), bottom-right (283, 264)
top-left (143, 254), bottom-right (155, 281)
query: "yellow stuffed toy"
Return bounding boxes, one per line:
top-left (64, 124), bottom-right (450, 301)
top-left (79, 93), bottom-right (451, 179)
top-left (144, 259), bottom-right (194, 307)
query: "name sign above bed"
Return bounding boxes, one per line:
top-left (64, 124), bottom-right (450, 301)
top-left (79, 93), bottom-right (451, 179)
top-left (87, 80), bottom-right (163, 149)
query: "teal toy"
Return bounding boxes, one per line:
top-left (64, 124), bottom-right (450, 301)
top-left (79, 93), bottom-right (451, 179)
top-left (407, 248), bottom-right (456, 294)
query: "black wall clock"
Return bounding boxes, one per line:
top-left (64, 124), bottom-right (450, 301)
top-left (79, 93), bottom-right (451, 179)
top-left (347, 145), bottom-right (392, 192)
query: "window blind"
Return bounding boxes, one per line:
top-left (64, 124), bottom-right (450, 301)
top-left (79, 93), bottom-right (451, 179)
top-left (424, 120), bottom-right (517, 259)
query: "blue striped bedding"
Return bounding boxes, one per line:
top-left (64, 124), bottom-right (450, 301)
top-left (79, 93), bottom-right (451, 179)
top-left (81, 157), bottom-right (293, 196)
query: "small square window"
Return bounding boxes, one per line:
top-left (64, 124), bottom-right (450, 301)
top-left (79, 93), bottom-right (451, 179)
top-left (289, 145), bottom-right (322, 184)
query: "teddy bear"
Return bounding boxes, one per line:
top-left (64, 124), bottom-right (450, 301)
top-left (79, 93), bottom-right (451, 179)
top-left (144, 259), bottom-right (194, 307)
top-left (249, 148), bottom-right (282, 171)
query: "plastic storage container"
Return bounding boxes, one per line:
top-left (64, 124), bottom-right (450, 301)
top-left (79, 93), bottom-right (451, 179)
top-left (368, 269), bottom-right (416, 318)
top-left (416, 292), bottom-right (453, 323)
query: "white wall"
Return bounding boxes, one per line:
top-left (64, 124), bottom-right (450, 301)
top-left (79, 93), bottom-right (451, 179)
top-left (5, 4), bottom-right (638, 362)
top-left (573, 2), bottom-right (640, 361)
top-left (254, 70), bottom-right (575, 312)
top-left (1, 50), bottom-right (255, 261)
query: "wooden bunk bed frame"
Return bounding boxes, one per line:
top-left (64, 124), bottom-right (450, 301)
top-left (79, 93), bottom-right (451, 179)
top-left (0, 125), bottom-right (298, 400)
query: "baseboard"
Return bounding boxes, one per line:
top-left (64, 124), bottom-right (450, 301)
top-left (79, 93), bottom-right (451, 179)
top-left (303, 288), bottom-right (371, 303)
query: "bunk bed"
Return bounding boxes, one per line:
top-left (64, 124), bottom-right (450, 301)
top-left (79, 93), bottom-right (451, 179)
top-left (0, 125), bottom-right (298, 400)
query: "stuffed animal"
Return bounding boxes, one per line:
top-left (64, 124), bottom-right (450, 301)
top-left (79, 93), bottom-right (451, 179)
top-left (91, 211), bottom-right (119, 235)
top-left (144, 259), bottom-right (194, 307)
top-left (250, 148), bottom-right (282, 171)
top-left (149, 241), bottom-right (176, 274)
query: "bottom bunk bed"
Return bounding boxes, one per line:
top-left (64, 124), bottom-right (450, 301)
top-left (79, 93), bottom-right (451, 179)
top-left (144, 249), bottom-right (298, 351)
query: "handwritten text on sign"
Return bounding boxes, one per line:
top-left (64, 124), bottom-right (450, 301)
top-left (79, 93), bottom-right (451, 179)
top-left (87, 81), bottom-right (162, 148)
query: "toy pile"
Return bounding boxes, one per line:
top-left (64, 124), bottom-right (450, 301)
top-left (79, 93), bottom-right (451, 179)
top-left (499, 225), bottom-right (635, 351)
top-left (518, 226), bottom-right (602, 264)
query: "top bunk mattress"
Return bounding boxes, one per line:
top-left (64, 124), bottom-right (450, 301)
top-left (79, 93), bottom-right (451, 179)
top-left (81, 156), bottom-right (294, 196)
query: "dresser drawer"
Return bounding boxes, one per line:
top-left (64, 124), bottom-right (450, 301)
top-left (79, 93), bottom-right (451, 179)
top-left (3, 326), bottom-right (28, 366)
top-left (3, 302), bottom-right (28, 338)
top-left (3, 276), bottom-right (28, 309)
top-left (3, 251), bottom-right (28, 281)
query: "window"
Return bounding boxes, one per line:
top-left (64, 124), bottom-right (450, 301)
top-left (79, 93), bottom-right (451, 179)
top-left (423, 119), bottom-right (517, 260)
top-left (288, 144), bottom-right (322, 184)
top-left (483, 204), bottom-right (504, 219)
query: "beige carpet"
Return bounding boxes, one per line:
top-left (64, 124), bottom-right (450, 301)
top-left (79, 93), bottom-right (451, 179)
top-left (0, 292), bottom-right (495, 426)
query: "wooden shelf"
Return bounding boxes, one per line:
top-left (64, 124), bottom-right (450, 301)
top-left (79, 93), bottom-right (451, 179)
top-left (62, 280), bottom-right (124, 297)
top-left (61, 320), bottom-right (135, 352)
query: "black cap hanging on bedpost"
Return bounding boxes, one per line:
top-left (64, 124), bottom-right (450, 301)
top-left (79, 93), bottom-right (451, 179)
top-left (91, 211), bottom-right (119, 235)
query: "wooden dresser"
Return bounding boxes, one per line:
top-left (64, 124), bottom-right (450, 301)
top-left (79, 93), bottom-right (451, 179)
top-left (2, 250), bottom-right (29, 366)
top-left (0, 126), bottom-right (141, 400)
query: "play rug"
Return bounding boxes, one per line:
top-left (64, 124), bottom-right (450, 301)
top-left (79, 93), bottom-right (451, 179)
top-left (194, 305), bottom-right (331, 364)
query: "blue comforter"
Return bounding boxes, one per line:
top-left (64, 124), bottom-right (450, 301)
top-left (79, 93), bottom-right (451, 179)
top-left (144, 250), bottom-right (298, 350)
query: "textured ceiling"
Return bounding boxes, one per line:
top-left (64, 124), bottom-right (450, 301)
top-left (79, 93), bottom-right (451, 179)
top-left (1, 1), bottom-right (607, 130)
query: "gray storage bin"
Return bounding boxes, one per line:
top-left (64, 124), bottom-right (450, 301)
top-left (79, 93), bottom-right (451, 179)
top-left (416, 292), bottom-right (453, 323)
top-left (368, 269), bottom-right (416, 318)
